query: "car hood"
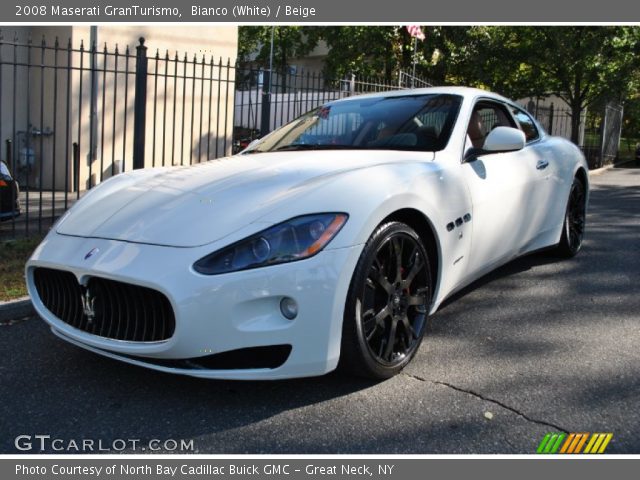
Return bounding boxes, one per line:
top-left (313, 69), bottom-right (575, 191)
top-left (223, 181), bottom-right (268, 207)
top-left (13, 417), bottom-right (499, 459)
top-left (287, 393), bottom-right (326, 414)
top-left (56, 150), bottom-right (433, 247)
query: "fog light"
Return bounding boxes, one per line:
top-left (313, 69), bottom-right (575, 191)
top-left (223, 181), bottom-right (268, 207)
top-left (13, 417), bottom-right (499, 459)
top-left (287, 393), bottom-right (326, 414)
top-left (280, 297), bottom-right (298, 320)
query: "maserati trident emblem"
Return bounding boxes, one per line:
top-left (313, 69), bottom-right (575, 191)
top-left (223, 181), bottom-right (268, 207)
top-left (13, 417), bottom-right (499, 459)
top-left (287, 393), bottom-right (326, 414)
top-left (84, 247), bottom-right (99, 260)
top-left (81, 289), bottom-right (96, 323)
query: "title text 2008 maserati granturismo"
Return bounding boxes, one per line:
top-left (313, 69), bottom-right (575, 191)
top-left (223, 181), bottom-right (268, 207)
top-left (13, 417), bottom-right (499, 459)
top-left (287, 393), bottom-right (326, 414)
top-left (27, 87), bottom-right (588, 380)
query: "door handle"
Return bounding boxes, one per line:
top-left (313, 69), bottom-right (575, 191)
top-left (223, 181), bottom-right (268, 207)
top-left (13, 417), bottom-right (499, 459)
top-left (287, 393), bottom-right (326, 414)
top-left (536, 160), bottom-right (549, 170)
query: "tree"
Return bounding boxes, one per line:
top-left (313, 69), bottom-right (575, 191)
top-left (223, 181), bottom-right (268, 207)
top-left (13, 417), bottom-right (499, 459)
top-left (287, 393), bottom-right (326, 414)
top-left (455, 27), bottom-right (640, 143)
top-left (238, 26), bottom-right (321, 71)
top-left (400, 27), bottom-right (475, 86)
top-left (621, 71), bottom-right (640, 149)
top-left (319, 26), bottom-right (477, 85)
top-left (237, 27), bottom-right (640, 144)
top-left (319, 27), bottom-right (412, 81)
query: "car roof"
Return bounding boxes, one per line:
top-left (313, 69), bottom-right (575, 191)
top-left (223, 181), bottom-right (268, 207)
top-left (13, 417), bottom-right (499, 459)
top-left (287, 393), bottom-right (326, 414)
top-left (329, 86), bottom-right (512, 105)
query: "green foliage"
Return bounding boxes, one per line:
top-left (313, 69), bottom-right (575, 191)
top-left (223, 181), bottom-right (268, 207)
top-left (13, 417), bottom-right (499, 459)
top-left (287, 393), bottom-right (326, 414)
top-left (238, 26), bottom-right (321, 71)
top-left (319, 27), bottom-right (411, 80)
top-left (0, 236), bottom-right (42, 301)
top-left (462, 27), bottom-right (640, 106)
top-left (459, 27), bottom-right (640, 142)
top-left (238, 26), bottom-right (640, 141)
top-left (621, 70), bottom-right (640, 141)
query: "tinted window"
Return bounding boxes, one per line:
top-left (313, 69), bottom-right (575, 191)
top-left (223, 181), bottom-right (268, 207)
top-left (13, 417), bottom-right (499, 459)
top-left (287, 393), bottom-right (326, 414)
top-left (511, 107), bottom-right (539, 142)
top-left (467, 101), bottom-right (516, 148)
top-left (245, 94), bottom-right (463, 153)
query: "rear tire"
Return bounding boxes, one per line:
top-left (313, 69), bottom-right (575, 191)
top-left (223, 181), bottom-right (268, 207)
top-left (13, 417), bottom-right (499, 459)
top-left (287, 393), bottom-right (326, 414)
top-left (339, 222), bottom-right (432, 379)
top-left (555, 176), bottom-right (587, 258)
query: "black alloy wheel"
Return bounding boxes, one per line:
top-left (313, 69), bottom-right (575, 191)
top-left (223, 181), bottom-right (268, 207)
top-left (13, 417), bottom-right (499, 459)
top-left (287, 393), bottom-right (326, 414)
top-left (340, 222), bottom-right (432, 379)
top-left (556, 177), bottom-right (587, 258)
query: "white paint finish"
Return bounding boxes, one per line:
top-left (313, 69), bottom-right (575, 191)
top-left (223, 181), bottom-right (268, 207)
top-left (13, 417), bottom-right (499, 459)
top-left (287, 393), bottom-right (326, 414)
top-left (56, 151), bottom-right (437, 247)
top-left (27, 87), bottom-right (588, 379)
top-left (483, 126), bottom-right (526, 152)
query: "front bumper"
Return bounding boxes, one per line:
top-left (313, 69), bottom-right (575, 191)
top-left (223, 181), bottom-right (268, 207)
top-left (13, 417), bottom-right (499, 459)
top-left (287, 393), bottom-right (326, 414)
top-left (26, 232), bottom-right (362, 380)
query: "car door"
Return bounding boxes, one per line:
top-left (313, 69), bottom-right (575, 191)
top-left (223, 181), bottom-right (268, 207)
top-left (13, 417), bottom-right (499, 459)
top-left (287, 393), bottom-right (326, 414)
top-left (461, 100), bottom-right (537, 279)
top-left (508, 105), bottom-right (565, 249)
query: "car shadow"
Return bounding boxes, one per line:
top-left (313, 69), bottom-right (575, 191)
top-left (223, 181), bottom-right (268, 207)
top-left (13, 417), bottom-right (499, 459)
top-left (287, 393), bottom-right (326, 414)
top-left (437, 251), bottom-right (562, 312)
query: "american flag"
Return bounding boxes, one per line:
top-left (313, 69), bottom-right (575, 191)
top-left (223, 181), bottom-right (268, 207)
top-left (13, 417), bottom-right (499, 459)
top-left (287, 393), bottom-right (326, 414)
top-left (406, 25), bottom-right (426, 41)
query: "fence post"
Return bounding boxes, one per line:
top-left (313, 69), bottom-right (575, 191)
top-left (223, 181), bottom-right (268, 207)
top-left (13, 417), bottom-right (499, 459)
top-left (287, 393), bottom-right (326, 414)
top-left (72, 142), bottom-right (79, 192)
top-left (133, 37), bottom-right (148, 170)
top-left (260, 69), bottom-right (271, 137)
top-left (600, 104), bottom-right (608, 169)
top-left (5, 140), bottom-right (11, 167)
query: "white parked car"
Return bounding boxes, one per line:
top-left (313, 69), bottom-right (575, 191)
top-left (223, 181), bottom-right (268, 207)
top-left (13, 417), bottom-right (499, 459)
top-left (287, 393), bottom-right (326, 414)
top-left (26, 87), bottom-right (588, 380)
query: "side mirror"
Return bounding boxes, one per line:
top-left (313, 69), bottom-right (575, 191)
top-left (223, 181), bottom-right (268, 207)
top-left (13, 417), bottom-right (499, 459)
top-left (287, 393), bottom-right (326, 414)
top-left (464, 126), bottom-right (526, 161)
top-left (483, 126), bottom-right (525, 153)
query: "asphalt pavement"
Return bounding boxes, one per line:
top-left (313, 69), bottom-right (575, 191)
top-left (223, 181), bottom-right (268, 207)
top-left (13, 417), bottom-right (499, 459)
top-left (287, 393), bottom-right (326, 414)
top-left (1, 165), bottom-right (638, 454)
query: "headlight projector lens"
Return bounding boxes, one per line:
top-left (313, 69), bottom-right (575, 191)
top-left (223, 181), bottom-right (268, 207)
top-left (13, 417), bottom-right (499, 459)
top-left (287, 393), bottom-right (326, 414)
top-left (309, 220), bottom-right (326, 240)
top-left (252, 237), bottom-right (271, 262)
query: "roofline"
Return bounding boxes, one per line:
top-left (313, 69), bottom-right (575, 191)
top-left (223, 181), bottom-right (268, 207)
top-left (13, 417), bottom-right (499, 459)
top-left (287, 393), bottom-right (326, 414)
top-left (329, 86), bottom-right (512, 104)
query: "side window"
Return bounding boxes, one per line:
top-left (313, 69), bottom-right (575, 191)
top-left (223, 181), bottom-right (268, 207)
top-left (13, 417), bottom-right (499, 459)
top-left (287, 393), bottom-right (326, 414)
top-left (467, 101), bottom-right (516, 148)
top-left (511, 107), bottom-right (539, 143)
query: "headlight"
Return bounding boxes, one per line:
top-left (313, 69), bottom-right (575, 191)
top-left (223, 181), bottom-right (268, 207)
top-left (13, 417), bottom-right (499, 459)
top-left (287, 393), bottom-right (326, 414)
top-left (193, 213), bottom-right (348, 275)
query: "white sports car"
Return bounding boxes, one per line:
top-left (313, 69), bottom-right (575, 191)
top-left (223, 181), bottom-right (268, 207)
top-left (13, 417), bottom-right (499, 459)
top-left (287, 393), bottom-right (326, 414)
top-left (26, 87), bottom-right (588, 380)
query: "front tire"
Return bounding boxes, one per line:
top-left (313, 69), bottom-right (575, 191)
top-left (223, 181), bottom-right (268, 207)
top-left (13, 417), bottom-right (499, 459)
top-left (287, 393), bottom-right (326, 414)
top-left (340, 222), bottom-right (432, 379)
top-left (555, 176), bottom-right (587, 258)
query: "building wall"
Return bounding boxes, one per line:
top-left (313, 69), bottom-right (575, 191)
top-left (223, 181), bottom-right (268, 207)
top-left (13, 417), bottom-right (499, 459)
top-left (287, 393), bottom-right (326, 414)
top-left (0, 25), bottom-right (238, 191)
top-left (1, 27), bottom-right (73, 191)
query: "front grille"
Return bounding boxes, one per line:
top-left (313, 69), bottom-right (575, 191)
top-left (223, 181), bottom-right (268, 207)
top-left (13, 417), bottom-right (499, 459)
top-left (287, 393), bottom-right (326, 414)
top-left (33, 267), bottom-right (175, 342)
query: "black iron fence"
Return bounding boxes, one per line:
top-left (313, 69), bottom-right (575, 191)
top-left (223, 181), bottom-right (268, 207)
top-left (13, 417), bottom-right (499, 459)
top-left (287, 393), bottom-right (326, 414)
top-left (233, 69), bottom-right (430, 149)
top-left (522, 101), bottom-right (624, 169)
top-left (0, 33), bottom-right (624, 240)
top-left (0, 35), bottom-right (238, 239)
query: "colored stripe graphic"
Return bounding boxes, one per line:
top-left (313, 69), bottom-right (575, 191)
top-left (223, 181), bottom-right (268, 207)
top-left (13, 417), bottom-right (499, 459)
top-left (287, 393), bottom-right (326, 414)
top-left (537, 433), bottom-right (566, 453)
top-left (584, 433), bottom-right (614, 454)
top-left (536, 434), bottom-right (552, 454)
top-left (584, 434), bottom-right (599, 453)
top-left (539, 433), bottom-right (613, 454)
top-left (549, 433), bottom-right (566, 453)
top-left (559, 433), bottom-right (575, 454)
top-left (597, 433), bottom-right (613, 453)
top-left (571, 433), bottom-right (589, 454)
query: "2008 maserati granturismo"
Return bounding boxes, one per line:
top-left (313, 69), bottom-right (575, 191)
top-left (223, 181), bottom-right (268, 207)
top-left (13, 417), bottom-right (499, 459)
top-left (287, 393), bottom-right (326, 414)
top-left (26, 87), bottom-right (588, 380)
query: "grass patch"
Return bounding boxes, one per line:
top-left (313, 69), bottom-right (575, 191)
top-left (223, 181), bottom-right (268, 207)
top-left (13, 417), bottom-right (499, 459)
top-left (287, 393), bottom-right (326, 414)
top-left (618, 137), bottom-right (640, 162)
top-left (0, 236), bottom-right (43, 301)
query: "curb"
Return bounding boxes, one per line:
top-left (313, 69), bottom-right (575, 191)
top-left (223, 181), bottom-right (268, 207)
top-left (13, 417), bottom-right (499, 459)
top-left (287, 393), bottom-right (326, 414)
top-left (590, 159), bottom-right (636, 176)
top-left (0, 296), bottom-right (35, 323)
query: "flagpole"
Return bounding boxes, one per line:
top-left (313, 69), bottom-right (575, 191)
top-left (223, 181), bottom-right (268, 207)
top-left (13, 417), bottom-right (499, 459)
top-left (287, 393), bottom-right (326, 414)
top-left (268, 26), bottom-right (275, 94)
top-left (411, 36), bottom-right (417, 88)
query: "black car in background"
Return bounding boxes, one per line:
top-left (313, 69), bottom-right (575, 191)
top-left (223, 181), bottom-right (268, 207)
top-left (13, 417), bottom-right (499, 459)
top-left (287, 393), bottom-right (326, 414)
top-left (0, 161), bottom-right (20, 221)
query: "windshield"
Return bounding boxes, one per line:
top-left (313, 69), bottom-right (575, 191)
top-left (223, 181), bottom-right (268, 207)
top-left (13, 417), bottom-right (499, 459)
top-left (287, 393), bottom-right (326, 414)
top-left (244, 94), bottom-right (462, 154)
